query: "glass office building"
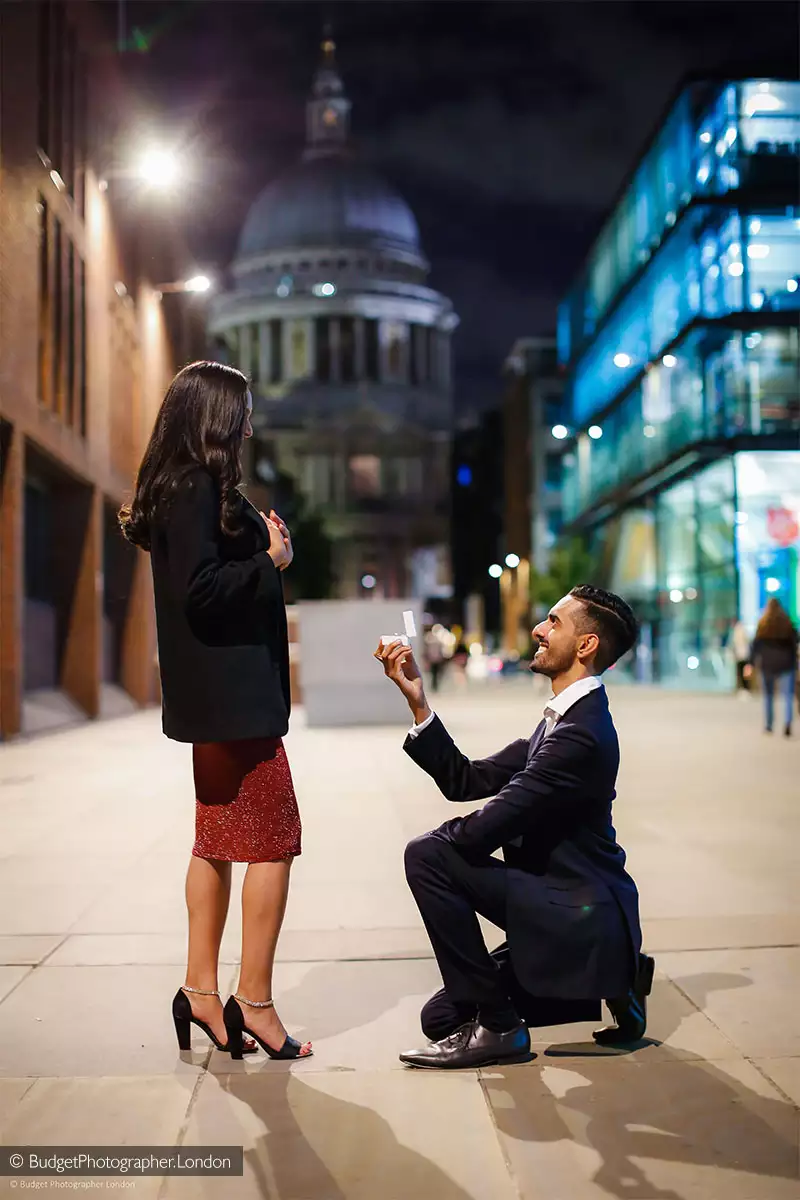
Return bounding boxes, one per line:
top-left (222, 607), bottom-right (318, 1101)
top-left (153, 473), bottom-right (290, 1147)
top-left (558, 79), bottom-right (800, 689)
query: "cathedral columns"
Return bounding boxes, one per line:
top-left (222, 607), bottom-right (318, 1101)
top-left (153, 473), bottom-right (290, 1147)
top-left (354, 317), bottom-right (367, 381)
top-left (330, 318), bottom-right (342, 383)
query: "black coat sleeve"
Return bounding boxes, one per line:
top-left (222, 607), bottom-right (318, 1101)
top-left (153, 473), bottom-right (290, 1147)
top-left (435, 723), bottom-right (599, 854)
top-left (165, 472), bottom-right (283, 628)
top-left (403, 714), bottom-right (531, 803)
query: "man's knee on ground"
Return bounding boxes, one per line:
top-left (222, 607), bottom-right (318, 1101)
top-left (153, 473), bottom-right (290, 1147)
top-left (420, 996), bottom-right (442, 1042)
top-left (420, 993), bottom-right (465, 1042)
top-left (404, 831), bottom-right (443, 882)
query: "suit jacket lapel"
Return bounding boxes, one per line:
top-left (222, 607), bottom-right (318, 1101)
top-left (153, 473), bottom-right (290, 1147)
top-left (528, 718), bottom-right (547, 758)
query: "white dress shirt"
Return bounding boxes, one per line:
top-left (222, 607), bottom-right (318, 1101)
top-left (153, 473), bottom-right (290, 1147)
top-left (407, 674), bottom-right (603, 741)
top-left (540, 675), bottom-right (603, 738)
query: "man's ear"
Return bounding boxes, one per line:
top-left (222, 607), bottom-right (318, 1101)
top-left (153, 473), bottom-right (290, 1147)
top-left (578, 631), bottom-right (600, 663)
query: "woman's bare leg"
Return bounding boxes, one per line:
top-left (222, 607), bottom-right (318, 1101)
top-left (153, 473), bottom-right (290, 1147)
top-left (183, 855), bottom-right (232, 1044)
top-left (235, 858), bottom-right (311, 1054)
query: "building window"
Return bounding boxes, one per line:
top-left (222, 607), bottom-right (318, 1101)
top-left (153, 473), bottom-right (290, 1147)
top-left (386, 457), bottom-right (423, 497)
top-left (37, 207), bottom-right (83, 430)
top-left (340, 317), bottom-right (356, 383)
top-left (365, 320), bottom-right (380, 381)
top-left (349, 455), bottom-right (381, 498)
top-left (78, 256), bottom-right (87, 435)
top-left (66, 240), bottom-right (76, 426)
top-left (37, 2), bottom-right (86, 209)
top-left (269, 320), bottom-right (282, 383)
top-left (301, 455), bottom-right (334, 507)
top-left (24, 477), bottom-right (54, 605)
top-left (37, 200), bottom-right (51, 410)
top-left (316, 318), bottom-right (331, 382)
top-left (545, 453), bottom-right (562, 489)
top-left (52, 215), bottom-right (63, 414)
top-left (410, 325), bottom-right (427, 386)
top-left (37, 2), bottom-right (52, 160)
top-left (426, 327), bottom-right (438, 385)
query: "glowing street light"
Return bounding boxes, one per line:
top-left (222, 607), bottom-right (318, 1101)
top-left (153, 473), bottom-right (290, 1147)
top-left (588, 425), bottom-right (603, 440)
top-left (551, 424), bottom-right (569, 440)
top-left (184, 275), bottom-right (211, 293)
top-left (488, 564), bottom-right (503, 579)
top-left (136, 145), bottom-right (181, 189)
top-left (154, 275), bottom-right (214, 296)
top-left (505, 553), bottom-right (521, 569)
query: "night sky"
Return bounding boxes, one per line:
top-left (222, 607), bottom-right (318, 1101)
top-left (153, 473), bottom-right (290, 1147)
top-left (121, 0), bottom-right (799, 415)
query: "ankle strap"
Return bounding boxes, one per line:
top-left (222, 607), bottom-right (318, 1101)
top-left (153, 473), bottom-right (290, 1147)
top-left (234, 993), bottom-right (274, 1009)
top-left (181, 985), bottom-right (220, 998)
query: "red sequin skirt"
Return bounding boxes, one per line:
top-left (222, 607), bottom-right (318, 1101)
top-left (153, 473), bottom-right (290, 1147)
top-left (191, 738), bottom-right (302, 863)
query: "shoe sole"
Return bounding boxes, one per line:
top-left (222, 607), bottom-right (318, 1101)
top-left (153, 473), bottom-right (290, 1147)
top-left (400, 1052), bottom-right (533, 1070)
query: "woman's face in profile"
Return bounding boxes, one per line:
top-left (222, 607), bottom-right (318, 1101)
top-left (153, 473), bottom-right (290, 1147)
top-left (243, 391), bottom-right (254, 440)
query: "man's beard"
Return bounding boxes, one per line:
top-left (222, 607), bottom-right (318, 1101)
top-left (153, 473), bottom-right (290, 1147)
top-left (529, 644), bottom-right (574, 678)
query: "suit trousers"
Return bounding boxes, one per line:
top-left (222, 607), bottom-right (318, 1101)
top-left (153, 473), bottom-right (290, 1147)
top-left (405, 831), bottom-right (600, 1038)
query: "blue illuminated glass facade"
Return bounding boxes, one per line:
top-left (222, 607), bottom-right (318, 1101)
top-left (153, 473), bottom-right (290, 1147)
top-left (559, 79), bottom-right (800, 690)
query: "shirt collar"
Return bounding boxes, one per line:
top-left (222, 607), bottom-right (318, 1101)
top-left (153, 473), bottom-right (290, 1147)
top-left (545, 675), bottom-right (603, 720)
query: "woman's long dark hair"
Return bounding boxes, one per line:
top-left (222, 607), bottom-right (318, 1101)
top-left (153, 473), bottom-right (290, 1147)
top-left (756, 597), bottom-right (796, 641)
top-left (119, 360), bottom-right (250, 551)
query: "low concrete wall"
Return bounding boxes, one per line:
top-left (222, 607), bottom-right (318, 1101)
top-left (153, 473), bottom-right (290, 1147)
top-left (296, 600), bottom-right (424, 727)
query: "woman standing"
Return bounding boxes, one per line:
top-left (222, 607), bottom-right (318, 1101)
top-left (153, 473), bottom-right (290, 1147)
top-left (120, 361), bottom-right (311, 1061)
top-left (750, 598), bottom-right (799, 738)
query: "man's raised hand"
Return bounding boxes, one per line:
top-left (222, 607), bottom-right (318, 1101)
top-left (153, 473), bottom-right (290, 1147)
top-left (374, 640), bottom-right (430, 725)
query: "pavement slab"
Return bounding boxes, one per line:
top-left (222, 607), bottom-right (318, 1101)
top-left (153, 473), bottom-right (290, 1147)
top-left (481, 1055), bottom-right (799, 1200)
top-left (162, 1070), bottom-right (519, 1200)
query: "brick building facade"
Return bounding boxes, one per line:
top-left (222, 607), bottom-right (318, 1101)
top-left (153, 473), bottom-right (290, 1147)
top-left (0, 1), bottom-right (196, 738)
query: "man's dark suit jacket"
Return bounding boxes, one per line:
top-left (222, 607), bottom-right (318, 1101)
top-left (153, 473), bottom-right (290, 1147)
top-left (404, 687), bottom-right (642, 1000)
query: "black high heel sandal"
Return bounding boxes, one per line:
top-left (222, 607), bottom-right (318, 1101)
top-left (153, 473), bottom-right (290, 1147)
top-left (172, 987), bottom-right (258, 1054)
top-left (223, 994), bottom-right (312, 1061)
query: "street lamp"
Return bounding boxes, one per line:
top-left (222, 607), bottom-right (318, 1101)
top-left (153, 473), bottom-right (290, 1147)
top-left (92, 140), bottom-right (185, 193)
top-left (505, 553), bottom-right (521, 569)
top-left (135, 145), bottom-right (182, 189)
top-left (184, 275), bottom-right (212, 293)
top-left (153, 275), bottom-right (213, 298)
top-left (488, 564), bottom-right (503, 579)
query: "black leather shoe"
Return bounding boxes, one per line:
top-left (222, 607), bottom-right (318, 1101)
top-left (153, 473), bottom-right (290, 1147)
top-left (593, 954), bottom-right (655, 1047)
top-left (400, 1020), bottom-right (532, 1070)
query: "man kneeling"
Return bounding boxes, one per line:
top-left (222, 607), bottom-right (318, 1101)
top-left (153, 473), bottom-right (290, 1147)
top-left (375, 586), bottom-right (653, 1070)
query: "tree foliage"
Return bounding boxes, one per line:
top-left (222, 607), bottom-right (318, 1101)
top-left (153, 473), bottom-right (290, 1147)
top-left (530, 535), bottom-right (600, 614)
top-left (272, 471), bottom-right (336, 601)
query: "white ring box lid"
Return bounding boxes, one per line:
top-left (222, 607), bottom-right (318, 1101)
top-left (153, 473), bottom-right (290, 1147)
top-left (381, 612), bottom-right (416, 648)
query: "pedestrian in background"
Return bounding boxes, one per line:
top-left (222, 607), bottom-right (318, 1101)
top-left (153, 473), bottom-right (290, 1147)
top-left (731, 619), bottom-right (752, 698)
top-left (120, 361), bottom-right (311, 1062)
top-left (424, 626), bottom-right (447, 692)
top-left (750, 598), bottom-right (798, 738)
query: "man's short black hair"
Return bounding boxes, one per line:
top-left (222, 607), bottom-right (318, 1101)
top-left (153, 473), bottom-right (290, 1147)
top-left (569, 585), bottom-right (639, 674)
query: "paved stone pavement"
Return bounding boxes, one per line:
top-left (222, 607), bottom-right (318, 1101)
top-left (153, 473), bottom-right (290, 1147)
top-left (0, 679), bottom-right (798, 1199)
